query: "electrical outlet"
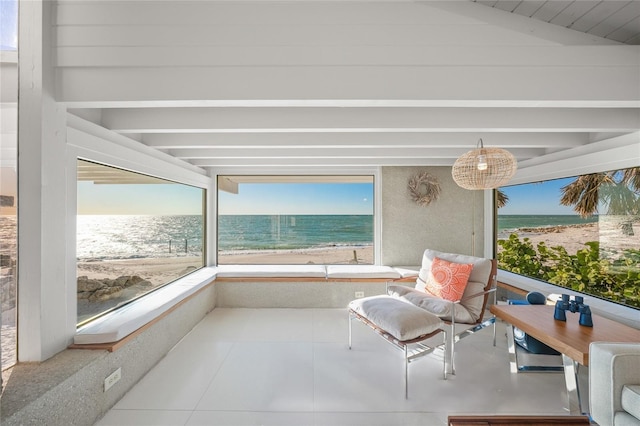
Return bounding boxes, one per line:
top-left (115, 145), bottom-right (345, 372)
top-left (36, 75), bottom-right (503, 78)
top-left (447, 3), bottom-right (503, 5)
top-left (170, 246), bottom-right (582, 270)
top-left (104, 367), bottom-right (121, 392)
top-left (355, 291), bottom-right (364, 298)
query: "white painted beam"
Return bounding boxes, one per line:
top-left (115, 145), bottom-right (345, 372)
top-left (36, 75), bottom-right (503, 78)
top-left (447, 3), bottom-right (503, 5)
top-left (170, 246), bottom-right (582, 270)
top-left (143, 132), bottom-right (587, 149)
top-left (510, 132), bottom-right (640, 184)
top-left (101, 107), bottom-right (640, 133)
top-left (55, 45), bottom-right (640, 68)
top-left (190, 156), bottom-right (457, 167)
top-left (168, 146), bottom-right (543, 159)
top-left (58, 66), bottom-right (640, 106)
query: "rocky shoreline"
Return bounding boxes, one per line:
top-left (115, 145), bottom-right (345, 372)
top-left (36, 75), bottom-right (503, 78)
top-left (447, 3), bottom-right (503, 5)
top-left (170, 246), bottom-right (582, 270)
top-left (514, 223), bottom-right (596, 234)
top-left (77, 275), bottom-right (153, 302)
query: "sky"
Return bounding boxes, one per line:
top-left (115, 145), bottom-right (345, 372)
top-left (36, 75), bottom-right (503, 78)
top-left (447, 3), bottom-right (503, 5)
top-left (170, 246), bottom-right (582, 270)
top-left (498, 176), bottom-right (581, 215)
top-left (1, 0), bottom-right (18, 50)
top-left (218, 182), bottom-right (374, 215)
top-left (78, 180), bottom-right (373, 216)
top-left (77, 181), bottom-right (204, 215)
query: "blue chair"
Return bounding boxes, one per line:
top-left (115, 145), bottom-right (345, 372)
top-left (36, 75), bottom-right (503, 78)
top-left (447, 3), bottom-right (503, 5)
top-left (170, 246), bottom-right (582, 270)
top-left (508, 292), bottom-right (560, 355)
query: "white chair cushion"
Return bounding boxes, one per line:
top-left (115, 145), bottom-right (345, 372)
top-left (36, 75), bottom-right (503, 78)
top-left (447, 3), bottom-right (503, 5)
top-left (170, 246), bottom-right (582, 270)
top-left (326, 265), bottom-right (401, 279)
top-left (349, 295), bottom-right (442, 341)
top-left (215, 264), bottom-right (327, 278)
top-left (387, 284), bottom-right (475, 324)
top-left (393, 267), bottom-right (419, 278)
top-left (416, 249), bottom-right (492, 322)
top-left (621, 385), bottom-right (640, 421)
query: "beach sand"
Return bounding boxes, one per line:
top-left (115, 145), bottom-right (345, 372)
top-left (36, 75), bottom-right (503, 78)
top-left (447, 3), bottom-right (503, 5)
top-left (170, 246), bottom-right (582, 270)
top-left (218, 246), bottom-right (373, 266)
top-left (499, 221), bottom-right (640, 256)
top-left (77, 246), bottom-right (374, 285)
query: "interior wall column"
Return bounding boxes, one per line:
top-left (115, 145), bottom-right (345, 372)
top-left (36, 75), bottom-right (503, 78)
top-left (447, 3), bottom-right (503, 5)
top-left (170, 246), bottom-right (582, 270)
top-left (18, 0), bottom-right (72, 362)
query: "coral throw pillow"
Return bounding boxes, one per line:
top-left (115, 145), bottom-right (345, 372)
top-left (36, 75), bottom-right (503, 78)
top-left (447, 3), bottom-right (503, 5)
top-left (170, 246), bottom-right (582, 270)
top-left (424, 257), bottom-right (473, 302)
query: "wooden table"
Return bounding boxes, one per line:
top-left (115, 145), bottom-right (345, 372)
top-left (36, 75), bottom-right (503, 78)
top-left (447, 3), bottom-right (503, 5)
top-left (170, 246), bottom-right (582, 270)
top-left (448, 414), bottom-right (590, 425)
top-left (490, 304), bottom-right (640, 415)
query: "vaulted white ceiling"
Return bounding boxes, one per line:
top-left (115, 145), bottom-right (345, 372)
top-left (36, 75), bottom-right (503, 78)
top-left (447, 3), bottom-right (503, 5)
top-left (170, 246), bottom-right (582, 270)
top-left (57, 0), bottom-right (640, 173)
top-left (475, 1), bottom-right (640, 45)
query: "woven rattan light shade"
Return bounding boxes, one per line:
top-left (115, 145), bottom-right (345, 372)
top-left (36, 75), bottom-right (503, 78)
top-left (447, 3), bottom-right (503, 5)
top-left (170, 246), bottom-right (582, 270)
top-left (452, 141), bottom-right (517, 190)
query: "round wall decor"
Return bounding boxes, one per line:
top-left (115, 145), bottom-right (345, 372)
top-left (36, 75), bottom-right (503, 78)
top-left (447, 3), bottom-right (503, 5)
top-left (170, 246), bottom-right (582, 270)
top-left (408, 172), bottom-right (441, 207)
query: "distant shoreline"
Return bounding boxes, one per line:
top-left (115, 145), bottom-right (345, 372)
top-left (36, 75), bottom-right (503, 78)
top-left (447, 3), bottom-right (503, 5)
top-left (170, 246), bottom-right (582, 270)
top-left (499, 220), bottom-right (639, 255)
top-left (77, 246), bottom-right (375, 284)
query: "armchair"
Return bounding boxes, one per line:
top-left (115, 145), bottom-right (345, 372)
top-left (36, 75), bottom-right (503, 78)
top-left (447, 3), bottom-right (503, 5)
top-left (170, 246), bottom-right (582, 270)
top-left (386, 249), bottom-right (497, 375)
top-left (348, 249), bottom-right (497, 397)
top-left (589, 342), bottom-right (640, 426)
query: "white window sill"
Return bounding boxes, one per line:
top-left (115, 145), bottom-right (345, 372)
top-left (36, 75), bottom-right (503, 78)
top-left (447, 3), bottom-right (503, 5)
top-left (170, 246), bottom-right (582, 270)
top-left (73, 264), bottom-right (419, 346)
top-left (74, 267), bottom-right (217, 345)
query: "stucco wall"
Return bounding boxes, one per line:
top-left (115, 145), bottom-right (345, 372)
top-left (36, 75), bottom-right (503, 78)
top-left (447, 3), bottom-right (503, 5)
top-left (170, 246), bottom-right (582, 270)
top-left (380, 166), bottom-right (484, 266)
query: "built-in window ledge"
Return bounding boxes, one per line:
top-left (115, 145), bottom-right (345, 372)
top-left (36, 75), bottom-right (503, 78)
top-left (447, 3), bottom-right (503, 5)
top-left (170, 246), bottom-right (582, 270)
top-left (215, 264), bottom-right (327, 278)
top-left (70, 265), bottom-right (419, 347)
top-left (497, 270), bottom-right (640, 329)
top-left (214, 264), bottom-right (419, 282)
top-left (71, 267), bottom-right (217, 347)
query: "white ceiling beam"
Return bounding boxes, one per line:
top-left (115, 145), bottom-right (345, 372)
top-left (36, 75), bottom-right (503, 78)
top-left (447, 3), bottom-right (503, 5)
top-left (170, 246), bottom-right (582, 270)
top-left (58, 65), bottom-right (640, 107)
top-left (167, 147), bottom-right (544, 159)
top-left (55, 45), bottom-right (640, 68)
top-left (101, 107), bottom-right (640, 133)
top-left (189, 157), bottom-right (457, 167)
top-left (59, 24), bottom-right (519, 48)
top-left (142, 132), bottom-right (587, 149)
top-left (55, 1), bottom-right (476, 27)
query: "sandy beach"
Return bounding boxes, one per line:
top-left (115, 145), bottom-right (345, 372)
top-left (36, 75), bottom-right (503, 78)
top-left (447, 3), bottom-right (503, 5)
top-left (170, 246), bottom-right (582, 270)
top-left (218, 245), bottom-right (373, 266)
top-left (499, 220), bottom-right (640, 256)
top-left (77, 246), bottom-right (374, 285)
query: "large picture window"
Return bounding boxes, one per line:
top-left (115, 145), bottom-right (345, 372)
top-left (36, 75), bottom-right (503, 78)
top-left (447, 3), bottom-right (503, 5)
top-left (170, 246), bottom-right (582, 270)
top-left (497, 167), bottom-right (640, 309)
top-left (77, 160), bottom-right (205, 325)
top-left (217, 175), bottom-right (374, 265)
top-left (1, 0), bottom-right (18, 373)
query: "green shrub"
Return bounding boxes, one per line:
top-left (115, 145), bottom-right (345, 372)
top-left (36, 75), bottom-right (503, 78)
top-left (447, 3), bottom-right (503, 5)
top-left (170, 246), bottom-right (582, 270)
top-left (497, 234), bottom-right (640, 309)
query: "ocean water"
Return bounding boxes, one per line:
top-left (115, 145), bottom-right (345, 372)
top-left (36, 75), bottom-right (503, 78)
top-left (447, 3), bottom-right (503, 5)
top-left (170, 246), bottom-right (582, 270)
top-left (218, 214), bottom-right (374, 252)
top-left (5, 214), bottom-right (602, 262)
top-left (77, 215), bottom-right (204, 261)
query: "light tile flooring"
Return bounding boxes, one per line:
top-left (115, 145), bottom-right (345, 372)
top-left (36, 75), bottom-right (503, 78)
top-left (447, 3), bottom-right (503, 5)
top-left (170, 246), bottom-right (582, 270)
top-left (97, 308), bottom-right (587, 426)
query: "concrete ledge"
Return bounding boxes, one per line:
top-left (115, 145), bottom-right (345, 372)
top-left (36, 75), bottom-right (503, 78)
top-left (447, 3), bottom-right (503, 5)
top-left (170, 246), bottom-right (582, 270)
top-left (213, 265), bottom-right (419, 307)
top-left (74, 267), bottom-right (217, 345)
top-left (0, 284), bottom-right (216, 426)
top-left (215, 280), bottom-right (390, 308)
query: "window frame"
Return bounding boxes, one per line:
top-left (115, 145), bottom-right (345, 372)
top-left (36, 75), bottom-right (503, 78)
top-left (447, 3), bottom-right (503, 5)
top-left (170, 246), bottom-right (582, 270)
top-left (67, 120), bottom-right (213, 332)
top-left (75, 158), bottom-right (208, 326)
top-left (213, 168), bottom-right (382, 266)
top-left (490, 134), bottom-right (640, 326)
top-left (495, 167), bottom-right (640, 310)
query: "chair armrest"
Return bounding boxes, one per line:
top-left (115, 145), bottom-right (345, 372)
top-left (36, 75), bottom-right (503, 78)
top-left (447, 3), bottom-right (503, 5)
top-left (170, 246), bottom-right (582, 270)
top-left (590, 342), bottom-right (640, 426)
top-left (455, 287), bottom-right (496, 304)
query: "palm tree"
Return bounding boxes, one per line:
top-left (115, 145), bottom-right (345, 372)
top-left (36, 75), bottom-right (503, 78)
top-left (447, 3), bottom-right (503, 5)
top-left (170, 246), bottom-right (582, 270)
top-left (560, 167), bottom-right (640, 235)
top-left (496, 189), bottom-right (509, 208)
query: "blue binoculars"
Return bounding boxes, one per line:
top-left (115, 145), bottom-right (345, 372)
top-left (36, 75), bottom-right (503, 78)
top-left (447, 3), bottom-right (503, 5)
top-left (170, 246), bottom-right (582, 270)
top-left (553, 294), bottom-right (593, 327)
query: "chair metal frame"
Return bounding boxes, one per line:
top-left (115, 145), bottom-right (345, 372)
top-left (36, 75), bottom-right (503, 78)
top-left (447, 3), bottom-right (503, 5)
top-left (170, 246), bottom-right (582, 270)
top-left (440, 258), bottom-right (498, 375)
top-left (348, 307), bottom-right (447, 399)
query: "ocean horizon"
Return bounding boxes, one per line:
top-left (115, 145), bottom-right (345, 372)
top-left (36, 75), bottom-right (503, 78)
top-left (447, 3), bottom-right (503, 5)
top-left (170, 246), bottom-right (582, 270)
top-left (0, 213), bottom-right (604, 263)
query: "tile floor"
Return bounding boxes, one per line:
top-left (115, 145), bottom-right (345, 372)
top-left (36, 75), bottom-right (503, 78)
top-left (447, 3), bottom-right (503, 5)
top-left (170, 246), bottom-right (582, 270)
top-left (96, 308), bottom-right (587, 426)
